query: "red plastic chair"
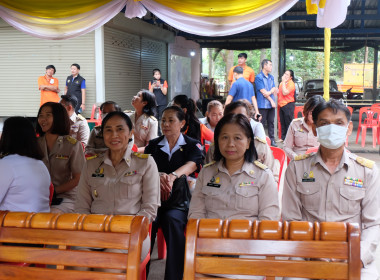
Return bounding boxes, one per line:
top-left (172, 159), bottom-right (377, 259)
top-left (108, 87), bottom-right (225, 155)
top-left (270, 146), bottom-right (286, 191)
top-left (371, 103), bottom-right (380, 110)
top-left (266, 136), bottom-right (271, 146)
top-left (294, 106), bottom-right (304, 119)
top-left (347, 106), bottom-right (353, 115)
top-left (87, 104), bottom-right (102, 127)
top-left (355, 107), bottom-right (379, 148)
top-left (205, 143), bottom-right (210, 153)
top-left (306, 146), bottom-right (319, 154)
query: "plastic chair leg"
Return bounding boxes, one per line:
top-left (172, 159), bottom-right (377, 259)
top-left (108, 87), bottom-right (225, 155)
top-left (157, 228), bottom-right (167, 260)
top-left (361, 126), bottom-right (367, 147)
top-left (355, 125), bottom-right (361, 144)
top-left (373, 127), bottom-right (378, 148)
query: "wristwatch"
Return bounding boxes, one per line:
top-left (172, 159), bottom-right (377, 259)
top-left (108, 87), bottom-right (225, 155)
top-left (171, 172), bottom-right (179, 179)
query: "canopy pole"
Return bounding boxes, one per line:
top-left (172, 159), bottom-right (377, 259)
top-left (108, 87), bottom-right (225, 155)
top-left (323, 28), bottom-right (331, 101)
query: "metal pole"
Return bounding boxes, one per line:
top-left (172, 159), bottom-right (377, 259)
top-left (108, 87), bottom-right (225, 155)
top-left (271, 18), bottom-right (280, 140)
top-left (373, 45), bottom-right (378, 103)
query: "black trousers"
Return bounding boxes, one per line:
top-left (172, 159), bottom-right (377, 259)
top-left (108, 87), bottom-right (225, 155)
top-left (260, 108), bottom-right (275, 141)
top-left (279, 102), bottom-right (295, 140)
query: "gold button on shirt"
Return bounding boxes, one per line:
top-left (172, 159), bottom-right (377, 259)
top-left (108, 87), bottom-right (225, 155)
top-left (189, 160), bottom-right (280, 221)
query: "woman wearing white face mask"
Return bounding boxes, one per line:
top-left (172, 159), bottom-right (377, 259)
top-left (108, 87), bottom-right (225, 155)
top-left (86, 101), bottom-right (121, 155)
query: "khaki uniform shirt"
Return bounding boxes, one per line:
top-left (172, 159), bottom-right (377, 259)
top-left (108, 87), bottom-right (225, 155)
top-left (38, 135), bottom-right (85, 201)
top-left (283, 117), bottom-right (319, 160)
top-left (189, 160), bottom-right (280, 220)
top-left (74, 148), bottom-right (160, 222)
top-left (205, 137), bottom-right (280, 182)
top-left (85, 126), bottom-right (107, 154)
top-left (127, 112), bottom-right (158, 148)
top-left (70, 113), bottom-right (90, 147)
top-left (282, 150), bottom-right (380, 267)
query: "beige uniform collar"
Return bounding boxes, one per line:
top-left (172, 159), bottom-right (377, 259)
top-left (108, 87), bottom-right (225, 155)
top-left (216, 160), bottom-right (256, 178)
top-left (301, 117), bottom-right (312, 132)
top-left (103, 143), bottom-right (133, 167)
top-left (312, 148), bottom-right (350, 173)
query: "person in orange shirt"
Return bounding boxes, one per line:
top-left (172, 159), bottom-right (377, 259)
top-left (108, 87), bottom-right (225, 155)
top-left (278, 69), bottom-right (296, 141)
top-left (38, 65), bottom-right (60, 106)
top-left (227, 53), bottom-right (255, 87)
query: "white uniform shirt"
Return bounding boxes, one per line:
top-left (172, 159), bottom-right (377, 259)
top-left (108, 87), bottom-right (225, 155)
top-left (0, 154), bottom-right (50, 212)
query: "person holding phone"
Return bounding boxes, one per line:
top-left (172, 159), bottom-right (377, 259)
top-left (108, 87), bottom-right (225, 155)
top-left (149, 69), bottom-right (168, 135)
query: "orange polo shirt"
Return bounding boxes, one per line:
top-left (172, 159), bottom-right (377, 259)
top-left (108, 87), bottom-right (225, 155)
top-left (278, 80), bottom-right (295, 107)
top-left (38, 75), bottom-right (60, 106)
top-left (228, 64), bottom-right (255, 85)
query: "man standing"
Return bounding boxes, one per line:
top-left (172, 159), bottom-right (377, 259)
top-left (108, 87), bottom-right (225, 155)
top-left (65, 63), bottom-right (86, 114)
top-left (227, 53), bottom-right (255, 87)
top-left (60, 95), bottom-right (90, 147)
top-left (282, 99), bottom-right (380, 279)
top-left (225, 66), bottom-right (259, 120)
top-left (38, 65), bottom-right (60, 106)
top-left (255, 59), bottom-right (278, 147)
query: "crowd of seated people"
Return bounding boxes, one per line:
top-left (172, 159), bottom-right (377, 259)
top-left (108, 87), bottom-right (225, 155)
top-left (0, 93), bottom-right (379, 280)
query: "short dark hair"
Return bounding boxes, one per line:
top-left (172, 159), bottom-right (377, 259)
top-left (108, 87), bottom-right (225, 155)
top-left (286, 69), bottom-right (295, 80)
top-left (61, 95), bottom-right (78, 109)
top-left (303, 95), bottom-right (325, 116)
top-left (233, 66), bottom-right (244, 74)
top-left (101, 111), bottom-right (133, 135)
top-left (71, 63), bottom-right (80, 70)
top-left (140, 89), bottom-right (157, 117)
top-left (46, 65), bottom-right (56, 74)
top-left (261, 59), bottom-right (271, 69)
top-left (224, 100), bottom-right (250, 117)
top-left (36, 102), bottom-right (71, 136)
top-left (153, 69), bottom-right (161, 75)
top-left (312, 99), bottom-right (351, 124)
top-left (0, 117), bottom-right (44, 160)
top-left (100, 101), bottom-right (121, 112)
top-left (213, 114), bottom-right (257, 162)
top-left (162, 106), bottom-right (186, 122)
top-left (238, 53), bottom-right (247, 59)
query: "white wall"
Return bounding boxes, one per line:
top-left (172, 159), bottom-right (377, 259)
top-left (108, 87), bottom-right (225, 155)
top-left (169, 36), bottom-right (201, 101)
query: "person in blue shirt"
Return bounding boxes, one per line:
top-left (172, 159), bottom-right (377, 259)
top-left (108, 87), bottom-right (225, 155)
top-left (255, 59), bottom-right (278, 147)
top-left (225, 66), bottom-right (259, 120)
top-left (65, 63), bottom-right (86, 114)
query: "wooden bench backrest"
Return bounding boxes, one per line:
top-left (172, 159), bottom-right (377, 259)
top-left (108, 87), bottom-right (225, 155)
top-left (0, 211), bottom-right (149, 280)
top-left (184, 219), bottom-right (361, 280)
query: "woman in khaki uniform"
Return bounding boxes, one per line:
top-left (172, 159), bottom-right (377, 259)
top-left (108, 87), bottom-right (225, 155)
top-left (128, 90), bottom-right (158, 153)
top-left (75, 111), bottom-right (160, 259)
top-left (283, 95), bottom-right (324, 160)
top-left (36, 102), bottom-right (85, 213)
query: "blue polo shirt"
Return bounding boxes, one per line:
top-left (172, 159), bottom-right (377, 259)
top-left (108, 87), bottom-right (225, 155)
top-left (255, 71), bottom-right (275, 109)
top-left (228, 77), bottom-right (255, 102)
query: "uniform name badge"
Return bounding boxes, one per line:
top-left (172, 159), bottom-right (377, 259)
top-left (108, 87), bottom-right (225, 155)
top-left (302, 171), bottom-right (315, 182)
top-left (124, 171), bottom-right (137, 177)
top-left (207, 176), bottom-right (221, 188)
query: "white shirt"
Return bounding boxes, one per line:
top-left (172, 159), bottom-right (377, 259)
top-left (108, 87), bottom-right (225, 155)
top-left (250, 119), bottom-right (266, 139)
top-left (158, 133), bottom-right (186, 161)
top-left (0, 154), bottom-right (50, 212)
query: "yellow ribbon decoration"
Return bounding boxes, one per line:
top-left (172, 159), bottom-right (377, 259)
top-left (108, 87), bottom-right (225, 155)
top-left (306, 0), bottom-right (318, 14)
top-left (0, 0), bottom-right (114, 18)
top-left (153, 0), bottom-right (281, 17)
top-left (323, 27), bottom-right (331, 101)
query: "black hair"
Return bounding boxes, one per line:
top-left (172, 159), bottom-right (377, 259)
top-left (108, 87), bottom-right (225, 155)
top-left (261, 59), bottom-right (272, 69)
top-left (71, 63), bottom-right (80, 70)
top-left (101, 111), bottom-right (133, 135)
top-left (224, 100), bottom-right (250, 117)
top-left (36, 102), bottom-right (71, 136)
top-left (140, 89), bottom-right (157, 117)
top-left (153, 69), bottom-right (161, 75)
top-left (233, 66), bottom-right (244, 74)
top-left (60, 94), bottom-right (78, 109)
top-left (213, 114), bottom-right (257, 162)
top-left (162, 106), bottom-right (186, 122)
top-left (100, 101), bottom-right (121, 112)
top-left (0, 117), bottom-right (44, 160)
top-left (238, 53), bottom-right (247, 59)
top-left (172, 95), bottom-right (201, 142)
top-left (312, 99), bottom-right (351, 123)
top-left (286, 69), bottom-right (295, 80)
top-left (46, 65), bottom-right (56, 74)
top-left (303, 95), bottom-right (325, 117)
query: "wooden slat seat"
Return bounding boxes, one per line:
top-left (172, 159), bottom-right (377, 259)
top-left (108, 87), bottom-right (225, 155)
top-left (184, 219), bottom-right (361, 280)
top-left (0, 211), bottom-right (149, 280)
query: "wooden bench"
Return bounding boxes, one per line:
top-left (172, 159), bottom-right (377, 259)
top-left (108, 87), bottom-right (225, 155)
top-left (0, 211), bottom-right (149, 280)
top-left (184, 219), bottom-right (361, 280)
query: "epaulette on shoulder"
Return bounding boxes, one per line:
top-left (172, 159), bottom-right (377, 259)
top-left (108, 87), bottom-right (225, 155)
top-left (294, 117), bottom-right (303, 121)
top-left (150, 115), bottom-right (157, 121)
top-left (124, 110), bottom-right (134, 114)
top-left (254, 136), bottom-right (267, 144)
top-left (133, 152), bottom-right (149, 159)
top-left (294, 153), bottom-right (312, 161)
top-left (203, 161), bottom-right (216, 168)
top-left (86, 154), bottom-right (98, 161)
top-left (77, 114), bottom-right (86, 121)
top-left (254, 160), bottom-right (268, 170)
top-left (356, 156), bottom-right (374, 169)
top-left (66, 136), bottom-right (78, 144)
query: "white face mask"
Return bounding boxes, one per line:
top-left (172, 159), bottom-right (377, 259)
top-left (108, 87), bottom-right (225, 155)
top-left (316, 124), bottom-right (348, 149)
